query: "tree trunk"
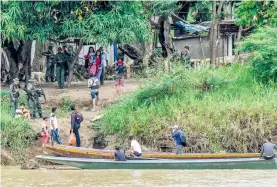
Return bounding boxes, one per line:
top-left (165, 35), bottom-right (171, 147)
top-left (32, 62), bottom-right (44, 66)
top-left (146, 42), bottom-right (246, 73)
top-left (158, 15), bottom-right (174, 72)
top-left (142, 41), bottom-right (153, 69)
top-left (235, 26), bottom-right (243, 62)
top-left (209, 1), bottom-right (224, 65)
top-left (66, 39), bottom-right (83, 87)
top-left (19, 40), bottom-right (33, 78)
top-left (2, 39), bottom-right (32, 83)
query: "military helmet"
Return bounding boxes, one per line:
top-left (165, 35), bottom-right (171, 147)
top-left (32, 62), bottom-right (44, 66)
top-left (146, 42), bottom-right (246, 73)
top-left (58, 47), bottom-right (62, 51)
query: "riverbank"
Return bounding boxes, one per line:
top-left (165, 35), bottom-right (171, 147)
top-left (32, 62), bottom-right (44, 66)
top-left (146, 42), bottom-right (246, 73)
top-left (99, 63), bottom-right (277, 153)
top-left (1, 64), bottom-right (277, 165)
top-left (0, 80), bottom-right (138, 165)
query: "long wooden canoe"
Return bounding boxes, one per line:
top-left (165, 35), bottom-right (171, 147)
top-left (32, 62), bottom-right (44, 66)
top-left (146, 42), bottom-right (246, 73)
top-left (45, 145), bottom-right (260, 159)
top-left (36, 155), bottom-right (277, 170)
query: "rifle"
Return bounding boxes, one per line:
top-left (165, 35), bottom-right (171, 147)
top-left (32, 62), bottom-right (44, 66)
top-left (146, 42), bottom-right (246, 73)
top-left (23, 84), bottom-right (47, 103)
top-left (23, 88), bottom-right (34, 102)
top-left (37, 83), bottom-right (47, 103)
top-left (11, 85), bottom-right (20, 101)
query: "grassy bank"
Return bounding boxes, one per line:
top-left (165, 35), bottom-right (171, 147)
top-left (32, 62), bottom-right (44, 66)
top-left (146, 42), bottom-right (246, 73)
top-left (100, 64), bottom-right (277, 153)
top-left (0, 92), bottom-right (34, 164)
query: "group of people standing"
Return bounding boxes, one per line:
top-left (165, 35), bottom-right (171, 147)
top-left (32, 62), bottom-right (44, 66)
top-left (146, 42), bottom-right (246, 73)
top-left (84, 46), bottom-right (108, 85)
top-left (10, 77), bottom-right (44, 119)
top-left (42, 45), bottom-right (75, 88)
top-left (86, 46), bottom-right (126, 111)
top-left (41, 105), bottom-right (83, 154)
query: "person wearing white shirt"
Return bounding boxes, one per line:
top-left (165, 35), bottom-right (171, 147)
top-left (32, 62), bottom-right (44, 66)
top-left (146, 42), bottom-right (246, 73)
top-left (50, 107), bottom-right (62, 146)
top-left (129, 136), bottom-right (142, 157)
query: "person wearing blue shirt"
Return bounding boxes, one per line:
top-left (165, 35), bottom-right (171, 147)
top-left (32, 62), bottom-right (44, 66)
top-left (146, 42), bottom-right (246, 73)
top-left (99, 47), bottom-right (108, 85)
top-left (171, 125), bottom-right (183, 154)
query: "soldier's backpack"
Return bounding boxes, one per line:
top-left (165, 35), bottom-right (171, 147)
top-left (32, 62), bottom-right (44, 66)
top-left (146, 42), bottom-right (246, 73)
top-left (179, 130), bottom-right (187, 147)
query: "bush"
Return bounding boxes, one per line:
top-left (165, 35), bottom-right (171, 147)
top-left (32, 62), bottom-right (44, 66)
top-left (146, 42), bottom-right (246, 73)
top-left (99, 64), bottom-right (277, 153)
top-left (0, 91), bottom-right (33, 163)
top-left (239, 26), bottom-right (277, 83)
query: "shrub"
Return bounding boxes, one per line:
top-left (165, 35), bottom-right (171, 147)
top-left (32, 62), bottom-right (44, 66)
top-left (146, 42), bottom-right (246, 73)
top-left (99, 64), bottom-right (277, 153)
top-left (239, 26), bottom-right (277, 83)
top-left (0, 91), bottom-right (33, 163)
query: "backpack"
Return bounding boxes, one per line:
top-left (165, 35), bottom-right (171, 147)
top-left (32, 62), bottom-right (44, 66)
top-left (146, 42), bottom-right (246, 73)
top-left (179, 130), bottom-right (187, 147)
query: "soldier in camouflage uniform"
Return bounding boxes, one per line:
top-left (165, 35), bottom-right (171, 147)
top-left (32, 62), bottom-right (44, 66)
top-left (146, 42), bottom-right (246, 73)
top-left (26, 78), bottom-right (43, 119)
top-left (53, 47), bottom-right (66, 89)
top-left (42, 45), bottom-right (55, 82)
top-left (63, 45), bottom-right (75, 82)
top-left (181, 46), bottom-right (191, 69)
top-left (15, 62), bottom-right (28, 88)
top-left (67, 46), bottom-right (75, 70)
top-left (9, 78), bottom-right (20, 116)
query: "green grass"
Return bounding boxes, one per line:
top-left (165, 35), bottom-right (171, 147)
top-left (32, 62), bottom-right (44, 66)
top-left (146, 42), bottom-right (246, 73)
top-left (99, 63), bottom-right (277, 153)
top-left (43, 97), bottom-right (74, 117)
top-left (0, 90), bottom-right (74, 164)
top-left (0, 92), bottom-right (33, 164)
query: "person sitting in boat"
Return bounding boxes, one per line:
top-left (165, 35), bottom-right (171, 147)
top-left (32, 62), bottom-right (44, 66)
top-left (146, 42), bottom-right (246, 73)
top-left (129, 136), bottom-right (142, 157)
top-left (171, 125), bottom-right (186, 155)
top-left (114, 146), bottom-right (126, 161)
top-left (260, 137), bottom-right (277, 160)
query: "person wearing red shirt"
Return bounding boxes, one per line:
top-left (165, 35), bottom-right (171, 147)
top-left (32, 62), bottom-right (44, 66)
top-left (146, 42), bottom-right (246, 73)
top-left (95, 50), bottom-right (102, 81)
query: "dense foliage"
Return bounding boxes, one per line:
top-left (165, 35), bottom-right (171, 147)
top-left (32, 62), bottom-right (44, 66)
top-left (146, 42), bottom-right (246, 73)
top-left (1, 1), bottom-right (151, 45)
top-left (100, 64), bottom-right (277, 153)
top-left (0, 92), bottom-right (33, 163)
top-left (239, 26), bottom-right (277, 83)
top-left (235, 1), bottom-right (277, 27)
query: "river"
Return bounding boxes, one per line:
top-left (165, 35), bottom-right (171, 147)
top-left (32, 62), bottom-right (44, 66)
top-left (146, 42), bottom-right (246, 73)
top-left (1, 166), bottom-right (277, 187)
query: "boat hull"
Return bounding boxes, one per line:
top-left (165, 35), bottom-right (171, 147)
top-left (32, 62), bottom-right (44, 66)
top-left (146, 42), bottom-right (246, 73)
top-left (45, 145), bottom-right (261, 160)
top-left (36, 155), bottom-right (277, 170)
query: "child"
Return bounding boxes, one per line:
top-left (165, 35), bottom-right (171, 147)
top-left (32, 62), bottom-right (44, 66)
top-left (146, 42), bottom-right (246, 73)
top-left (114, 59), bottom-right (126, 96)
top-left (41, 116), bottom-right (50, 154)
top-left (88, 74), bottom-right (100, 112)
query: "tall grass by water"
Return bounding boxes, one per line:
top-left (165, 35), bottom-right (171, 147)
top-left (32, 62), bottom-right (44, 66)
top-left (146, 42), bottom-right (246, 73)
top-left (100, 63), bottom-right (277, 153)
top-left (0, 92), bottom-right (33, 163)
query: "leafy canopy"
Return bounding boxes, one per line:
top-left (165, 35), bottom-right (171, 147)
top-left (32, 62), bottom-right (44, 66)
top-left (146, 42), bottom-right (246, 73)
top-left (235, 1), bottom-right (277, 27)
top-left (239, 26), bottom-right (277, 83)
top-left (1, 1), bottom-right (151, 45)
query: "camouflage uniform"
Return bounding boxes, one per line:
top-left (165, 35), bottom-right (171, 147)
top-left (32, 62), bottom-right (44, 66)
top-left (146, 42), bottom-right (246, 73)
top-left (181, 51), bottom-right (191, 69)
top-left (9, 78), bottom-right (20, 116)
top-left (63, 46), bottom-right (75, 82)
top-left (15, 64), bottom-right (29, 87)
top-left (53, 48), bottom-right (66, 88)
top-left (26, 78), bottom-right (43, 118)
top-left (42, 46), bottom-right (55, 82)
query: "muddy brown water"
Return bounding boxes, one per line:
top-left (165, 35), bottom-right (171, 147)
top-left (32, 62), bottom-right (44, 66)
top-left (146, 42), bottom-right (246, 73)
top-left (1, 166), bottom-right (277, 187)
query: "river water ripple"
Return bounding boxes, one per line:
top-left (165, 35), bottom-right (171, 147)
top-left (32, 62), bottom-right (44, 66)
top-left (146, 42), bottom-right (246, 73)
top-left (1, 166), bottom-right (277, 187)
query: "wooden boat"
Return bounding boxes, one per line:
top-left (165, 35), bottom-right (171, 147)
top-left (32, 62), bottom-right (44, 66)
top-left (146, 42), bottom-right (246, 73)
top-left (36, 155), bottom-right (277, 170)
top-left (45, 145), bottom-right (260, 159)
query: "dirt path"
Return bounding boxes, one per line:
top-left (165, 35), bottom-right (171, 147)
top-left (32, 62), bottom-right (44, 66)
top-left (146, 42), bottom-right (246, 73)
top-left (39, 79), bottom-right (138, 148)
top-left (1, 79), bottom-right (138, 158)
top-left (39, 79), bottom-right (138, 147)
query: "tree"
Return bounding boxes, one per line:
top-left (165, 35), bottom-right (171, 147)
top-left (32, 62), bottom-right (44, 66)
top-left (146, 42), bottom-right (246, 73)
top-left (239, 26), bottom-right (277, 83)
top-left (1, 1), bottom-right (151, 86)
top-left (235, 1), bottom-right (277, 45)
top-left (235, 1), bottom-right (277, 28)
top-left (209, 0), bottom-right (224, 65)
